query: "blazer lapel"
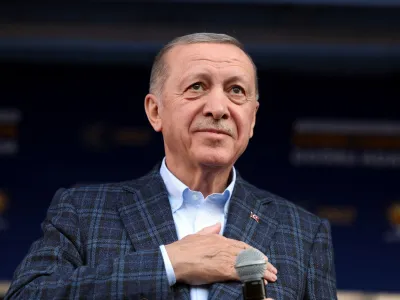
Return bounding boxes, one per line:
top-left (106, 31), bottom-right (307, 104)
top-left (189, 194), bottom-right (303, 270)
top-left (118, 165), bottom-right (190, 300)
top-left (208, 176), bottom-right (279, 300)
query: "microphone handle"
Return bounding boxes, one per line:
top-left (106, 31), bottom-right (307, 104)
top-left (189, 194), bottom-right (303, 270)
top-left (242, 279), bottom-right (267, 300)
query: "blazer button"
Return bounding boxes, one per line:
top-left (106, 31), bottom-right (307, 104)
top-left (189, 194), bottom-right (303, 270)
top-left (140, 297), bottom-right (148, 300)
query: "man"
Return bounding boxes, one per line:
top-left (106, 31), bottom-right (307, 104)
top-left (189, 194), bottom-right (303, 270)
top-left (5, 33), bottom-right (337, 300)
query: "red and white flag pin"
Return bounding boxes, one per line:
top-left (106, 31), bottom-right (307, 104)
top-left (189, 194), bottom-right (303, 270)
top-left (250, 211), bottom-right (260, 223)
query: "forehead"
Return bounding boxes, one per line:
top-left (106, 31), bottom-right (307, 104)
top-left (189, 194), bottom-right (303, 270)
top-left (164, 43), bottom-right (255, 78)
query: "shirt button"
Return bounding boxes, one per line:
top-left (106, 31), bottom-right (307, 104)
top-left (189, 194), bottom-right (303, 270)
top-left (193, 194), bottom-right (198, 200)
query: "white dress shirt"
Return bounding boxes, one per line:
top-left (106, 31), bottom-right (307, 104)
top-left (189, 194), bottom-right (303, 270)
top-left (159, 158), bottom-right (236, 300)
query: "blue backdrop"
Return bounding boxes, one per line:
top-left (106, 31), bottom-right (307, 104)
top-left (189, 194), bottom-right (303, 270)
top-left (1, 62), bottom-right (399, 292)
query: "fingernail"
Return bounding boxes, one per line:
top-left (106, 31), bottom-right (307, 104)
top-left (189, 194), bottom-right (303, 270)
top-left (273, 274), bottom-right (278, 281)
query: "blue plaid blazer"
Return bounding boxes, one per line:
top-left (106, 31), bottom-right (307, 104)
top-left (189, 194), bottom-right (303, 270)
top-left (5, 164), bottom-right (337, 300)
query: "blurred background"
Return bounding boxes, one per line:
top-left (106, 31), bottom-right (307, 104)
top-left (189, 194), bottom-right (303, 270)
top-left (0, 0), bottom-right (400, 299)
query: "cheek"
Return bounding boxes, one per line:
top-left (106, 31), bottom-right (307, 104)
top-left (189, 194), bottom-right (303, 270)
top-left (166, 102), bottom-right (199, 134)
top-left (183, 102), bottom-right (205, 127)
top-left (231, 110), bottom-right (254, 139)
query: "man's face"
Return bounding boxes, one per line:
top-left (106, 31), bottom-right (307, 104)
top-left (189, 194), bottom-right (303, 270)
top-left (150, 43), bottom-right (259, 168)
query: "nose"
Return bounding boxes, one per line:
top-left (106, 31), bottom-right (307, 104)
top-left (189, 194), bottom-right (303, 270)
top-left (202, 88), bottom-right (230, 120)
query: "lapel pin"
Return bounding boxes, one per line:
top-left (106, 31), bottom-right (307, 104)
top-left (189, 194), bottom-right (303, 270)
top-left (250, 211), bottom-right (260, 223)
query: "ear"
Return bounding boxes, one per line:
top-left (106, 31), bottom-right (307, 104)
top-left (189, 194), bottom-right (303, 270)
top-left (249, 101), bottom-right (259, 138)
top-left (144, 94), bottom-right (162, 132)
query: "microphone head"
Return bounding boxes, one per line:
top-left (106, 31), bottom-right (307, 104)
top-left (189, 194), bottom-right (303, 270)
top-left (235, 248), bottom-right (266, 282)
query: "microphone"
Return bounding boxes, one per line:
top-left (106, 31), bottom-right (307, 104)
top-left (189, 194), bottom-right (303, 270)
top-left (235, 248), bottom-right (267, 300)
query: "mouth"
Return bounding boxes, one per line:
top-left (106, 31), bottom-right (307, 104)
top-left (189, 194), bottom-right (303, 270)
top-left (196, 129), bottom-right (231, 136)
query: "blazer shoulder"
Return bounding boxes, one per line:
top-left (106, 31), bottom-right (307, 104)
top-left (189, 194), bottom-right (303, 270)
top-left (239, 178), bottom-right (324, 225)
top-left (50, 171), bottom-right (156, 211)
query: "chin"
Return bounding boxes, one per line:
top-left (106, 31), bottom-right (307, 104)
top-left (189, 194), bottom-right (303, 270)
top-left (193, 149), bottom-right (234, 168)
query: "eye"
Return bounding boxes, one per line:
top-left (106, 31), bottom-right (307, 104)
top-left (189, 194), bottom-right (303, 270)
top-left (189, 82), bottom-right (204, 91)
top-left (231, 85), bottom-right (244, 94)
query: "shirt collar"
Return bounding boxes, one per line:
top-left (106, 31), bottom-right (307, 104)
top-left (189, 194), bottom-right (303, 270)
top-left (160, 157), bottom-right (236, 213)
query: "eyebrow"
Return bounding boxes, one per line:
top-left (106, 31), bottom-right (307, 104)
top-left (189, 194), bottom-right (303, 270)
top-left (224, 75), bottom-right (251, 87)
top-left (178, 72), bottom-right (210, 90)
top-left (179, 72), bottom-right (251, 90)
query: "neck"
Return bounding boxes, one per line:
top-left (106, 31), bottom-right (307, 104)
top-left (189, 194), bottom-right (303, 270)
top-left (165, 156), bottom-right (232, 198)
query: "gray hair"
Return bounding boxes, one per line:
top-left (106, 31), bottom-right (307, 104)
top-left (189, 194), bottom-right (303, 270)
top-left (149, 32), bottom-right (259, 100)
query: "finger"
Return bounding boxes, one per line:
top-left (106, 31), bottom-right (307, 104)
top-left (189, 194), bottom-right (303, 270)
top-left (264, 279), bottom-right (268, 285)
top-left (264, 269), bottom-right (278, 282)
top-left (263, 256), bottom-right (278, 275)
top-left (265, 298), bottom-right (275, 300)
top-left (198, 222), bottom-right (221, 235)
top-left (266, 261), bottom-right (278, 275)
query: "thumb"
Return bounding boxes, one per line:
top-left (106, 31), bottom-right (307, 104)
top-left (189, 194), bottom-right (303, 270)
top-left (198, 222), bottom-right (222, 235)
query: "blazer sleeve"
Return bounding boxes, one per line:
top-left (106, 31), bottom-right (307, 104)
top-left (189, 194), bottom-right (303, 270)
top-left (304, 218), bottom-right (338, 300)
top-left (5, 188), bottom-right (173, 300)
